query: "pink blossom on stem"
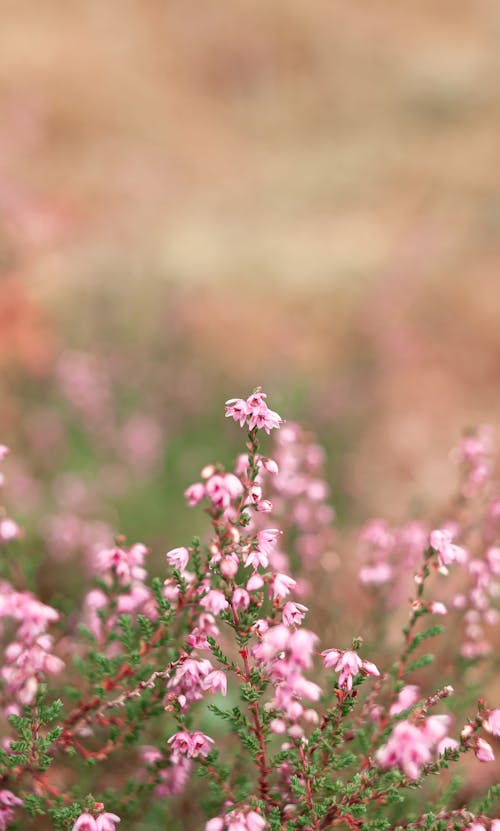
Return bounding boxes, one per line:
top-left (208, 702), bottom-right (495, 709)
top-left (389, 685), bottom-right (420, 716)
top-left (0, 790), bottom-right (22, 830)
top-left (168, 730), bottom-right (214, 759)
top-left (245, 530), bottom-right (282, 570)
top-left (94, 543), bottom-right (148, 584)
top-left (206, 820), bottom-right (225, 831)
top-left (166, 546), bottom-right (190, 573)
top-left (225, 391), bottom-right (283, 435)
top-left (282, 601), bottom-right (308, 627)
top-left (206, 474), bottom-right (243, 510)
top-left (72, 814), bottom-right (97, 831)
top-left (475, 737), bottom-right (495, 762)
top-left (260, 457), bottom-right (279, 475)
top-left (201, 670), bottom-right (227, 696)
top-left (429, 529), bottom-right (467, 574)
top-left (269, 573), bottom-right (296, 600)
top-left (225, 398), bottom-right (250, 427)
top-left (72, 814), bottom-right (120, 831)
top-left (220, 555), bottom-right (239, 579)
top-left (483, 708), bottom-right (500, 736)
top-left (437, 736), bottom-right (459, 755)
top-left (375, 721), bottom-right (433, 780)
top-left (429, 601), bottom-right (447, 615)
top-left (321, 648), bottom-right (379, 690)
top-left (96, 815), bottom-right (121, 831)
top-left (247, 574), bottom-right (264, 591)
top-left (184, 482), bottom-right (205, 506)
top-left (232, 588), bottom-right (250, 610)
top-left (200, 589), bottom-right (229, 615)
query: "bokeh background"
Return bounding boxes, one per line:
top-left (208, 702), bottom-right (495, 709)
top-left (1, 0), bottom-right (500, 556)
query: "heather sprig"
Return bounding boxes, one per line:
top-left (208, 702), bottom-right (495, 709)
top-left (0, 393), bottom-right (497, 830)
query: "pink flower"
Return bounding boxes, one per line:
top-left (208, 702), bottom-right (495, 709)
top-left (225, 398), bottom-right (250, 427)
top-left (361, 660), bottom-right (380, 678)
top-left (475, 737), bottom-right (495, 762)
top-left (359, 563), bottom-right (392, 585)
top-left (260, 457), bottom-right (279, 475)
top-left (257, 529), bottom-right (281, 557)
top-left (220, 809), bottom-right (266, 831)
top-left (94, 543), bottom-right (148, 584)
top-left (422, 715), bottom-right (451, 744)
top-left (429, 602), bottom-right (447, 615)
top-left (232, 588), bottom-right (250, 610)
top-left (437, 736), bottom-right (459, 755)
top-left (200, 589), bottom-right (229, 615)
top-left (389, 685), bottom-right (420, 716)
top-left (184, 483), bottom-right (205, 506)
top-left (220, 555), bottom-right (239, 579)
top-left (246, 393), bottom-right (283, 434)
top-left (206, 474), bottom-right (243, 510)
top-left (270, 573), bottom-right (296, 600)
top-left (282, 601), bottom-right (308, 627)
top-left (167, 731), bottom-right (192, 756)
top-left (168, 730), bottom-right (214, 759)
top-left (190, 731), bottom-right (214, 758)
top-left (247, 574), bottom-right (264, 591)
top-left (429, 529), bottom-right (467, 573)
top-left (201, 670), bottom-right (227, 696)
top-left (96, 815), bottom-right (121, 831)
top-left (226, 391), bottom-right (283, 435)
top-left (246, 530), bottom-right (282, 570)
top-left (249, 407), bottom-right (282, 435)
top-left (288, 628), bottom-right (318, 668)
top-left (249, 484), bottom-right (262, 503)
top-left (245, 550), bottom-right (269, 570)
top-left (72, 814), bottom-right (97, 831)
top-left (246, 811), bottom-right (266, 831)
top-left (0, 792), bottom-right (22, 808)
top-left (270, 718), bottom-right (287, 734)
top-left (321, 648), bottom-right (379, 690)
top-left (0, 518), bottom-right (21, 543)
top-left (206, 820), bottom-right (225, 831)
top-left (166, 547), bottom-right (190, 572)
top-left (376, 721), bottom-right (432, 780)
top-left (141, 745), bottom-right (162, 765)
top-left (328, 650), bottom-right (361, 690)
top-left (0, 789), bottom-right (22, 830)
top-left (483, 708), bottom-right (500, 736)
top-left (72, 816), bottom-right (120, 831)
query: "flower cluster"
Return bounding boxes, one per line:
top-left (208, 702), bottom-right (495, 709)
top-left (321, 647), bottom-right (380, 691)
top-left (452, 425), bottom-right (494, 498)
top-left (225, 390), bottom-right (283, 434)
top-left (0, 392), bottom-right (497, 831)
top-left (263, 422), bottom-right (336, 573)
top-left (376, 714), bottom-right (454, 779)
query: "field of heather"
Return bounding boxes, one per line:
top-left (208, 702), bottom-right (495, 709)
top-left (0, 3), bottom-right (499, 830)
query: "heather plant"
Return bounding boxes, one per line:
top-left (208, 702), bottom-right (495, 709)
top-left (0, 392), bottom-right (498, 831)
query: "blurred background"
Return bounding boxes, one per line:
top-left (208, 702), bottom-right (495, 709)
top-left (1, 0), bottom-right (500, 548)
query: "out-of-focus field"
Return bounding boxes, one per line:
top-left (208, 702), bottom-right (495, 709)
top-left (1, 0), bottom-right (500, 532)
